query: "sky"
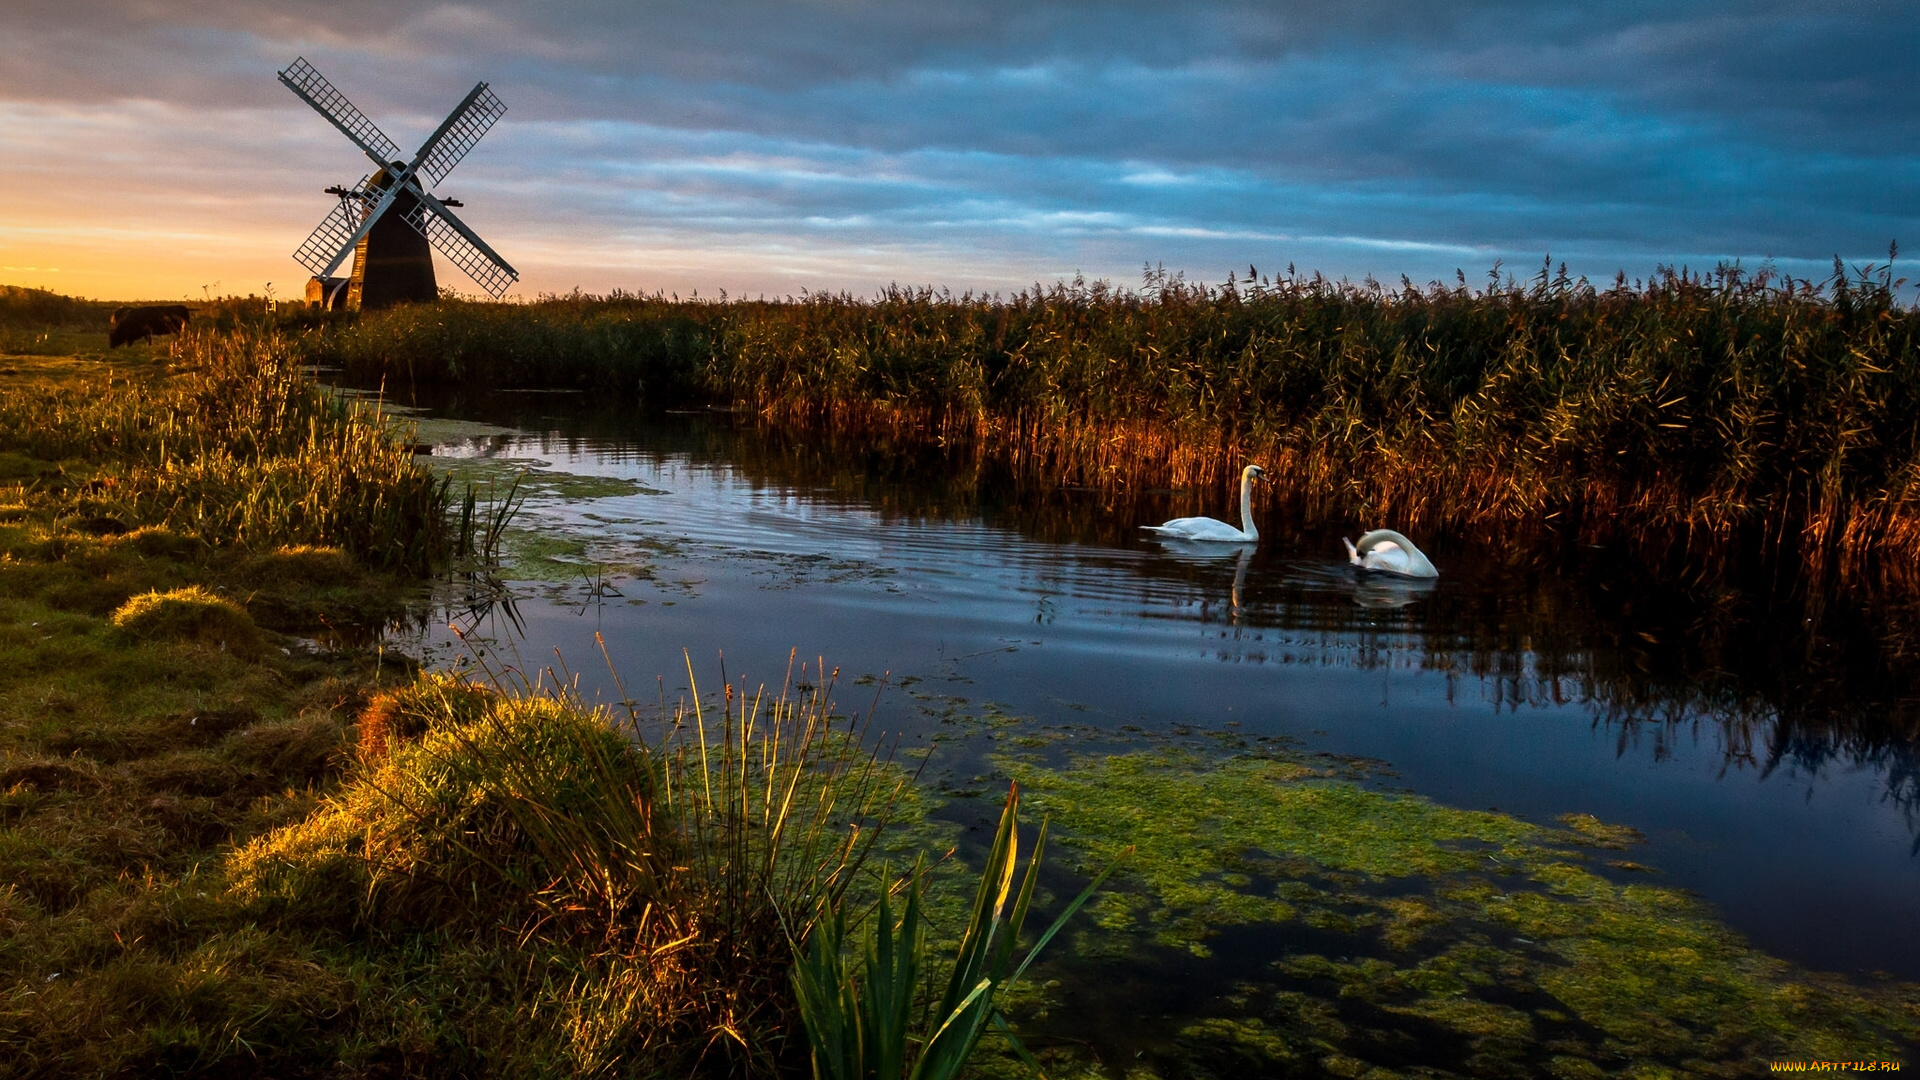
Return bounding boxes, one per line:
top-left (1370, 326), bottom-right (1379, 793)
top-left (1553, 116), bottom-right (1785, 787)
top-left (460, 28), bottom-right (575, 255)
top-left (0, 1), bottom-right (1914, 302)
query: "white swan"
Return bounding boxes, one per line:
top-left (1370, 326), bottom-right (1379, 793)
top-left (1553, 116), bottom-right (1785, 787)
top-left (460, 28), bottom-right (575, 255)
top-left (1343, 528), bottom-right (1438, 578)
top-left (1142, 465), bottom-right (1265, 542)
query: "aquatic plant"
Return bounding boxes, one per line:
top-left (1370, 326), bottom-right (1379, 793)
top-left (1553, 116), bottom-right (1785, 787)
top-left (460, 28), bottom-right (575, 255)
top-left (792, 784), bottom-right (1120, 1080)
top-left (451, 469), bottom-right (525, 564)
top-left (993, 741), bottom-right (1920, 1075)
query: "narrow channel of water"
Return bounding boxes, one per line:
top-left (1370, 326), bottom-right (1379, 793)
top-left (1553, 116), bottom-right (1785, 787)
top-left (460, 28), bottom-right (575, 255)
top-left (377, 388), bottom-right (1920, 984)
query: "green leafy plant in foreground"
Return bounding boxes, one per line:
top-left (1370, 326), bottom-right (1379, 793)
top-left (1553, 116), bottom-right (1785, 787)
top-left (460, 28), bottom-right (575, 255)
top-left (792, 783), bottom-right (1123, 1080)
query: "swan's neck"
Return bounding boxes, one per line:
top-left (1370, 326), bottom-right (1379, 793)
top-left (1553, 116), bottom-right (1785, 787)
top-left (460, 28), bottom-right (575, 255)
top-left (1239, 472), bottom-right (1258, 539)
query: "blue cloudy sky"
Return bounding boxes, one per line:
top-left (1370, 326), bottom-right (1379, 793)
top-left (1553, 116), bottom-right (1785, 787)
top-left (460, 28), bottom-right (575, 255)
top-left (0, 0), bottom-right (1914, 300)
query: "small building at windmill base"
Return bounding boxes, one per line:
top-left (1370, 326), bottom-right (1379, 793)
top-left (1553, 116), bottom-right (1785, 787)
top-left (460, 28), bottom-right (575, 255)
top-left (347, 166), bottom-right (438, 311)
top-left (305, 276), bottom-right (350, 310)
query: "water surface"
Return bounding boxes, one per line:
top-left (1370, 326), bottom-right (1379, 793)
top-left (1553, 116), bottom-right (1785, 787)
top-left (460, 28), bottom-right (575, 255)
top-left (381, 390), bottom-right (1920, 985)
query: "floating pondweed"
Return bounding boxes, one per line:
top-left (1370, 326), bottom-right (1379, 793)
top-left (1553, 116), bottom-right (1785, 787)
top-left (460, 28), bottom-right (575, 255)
top-left (981, 741), bottom-right (1920, 1075)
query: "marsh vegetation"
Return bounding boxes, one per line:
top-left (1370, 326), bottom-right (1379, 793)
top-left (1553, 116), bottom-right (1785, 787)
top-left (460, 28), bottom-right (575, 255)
top-left (7, 291), bottom-right (1920, 1077)
top-left (314, 258), bottom-right (1920, 597)
top-left (0, 331), bottom-right (968, 1076)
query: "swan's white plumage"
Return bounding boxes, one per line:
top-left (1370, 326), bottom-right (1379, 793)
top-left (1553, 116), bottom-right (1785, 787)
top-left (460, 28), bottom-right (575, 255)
top-left (1142, 465), bottom-right (1265, 542)
top-left (1342, 528), bottom-right (1438, 578)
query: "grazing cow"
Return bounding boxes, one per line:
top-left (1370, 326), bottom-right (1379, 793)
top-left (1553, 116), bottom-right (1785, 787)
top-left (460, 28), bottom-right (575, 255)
top-left (108, 305), bottom-right (191, 348)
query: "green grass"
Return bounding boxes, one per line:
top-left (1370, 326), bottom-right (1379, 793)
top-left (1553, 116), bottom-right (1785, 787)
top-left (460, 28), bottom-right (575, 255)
top-left (310, 259), bottom-right (1920, 593)
top-left (0, 338), bottom-right (445, 1076)
top-left (0, 328), bottom-right (450, 572)
top-left (0, 338), bottom-right (928, 1077)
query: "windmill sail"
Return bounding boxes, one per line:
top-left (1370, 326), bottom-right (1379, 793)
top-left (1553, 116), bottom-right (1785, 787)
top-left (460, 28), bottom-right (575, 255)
top-left (412, 83), bottom-right (508, 187)
top-left (278, 58), bottom-right (403, 168)
top-left (402, 194), bottom-right (519, 298)
top-left (291, 177), bottom-right (375, 278)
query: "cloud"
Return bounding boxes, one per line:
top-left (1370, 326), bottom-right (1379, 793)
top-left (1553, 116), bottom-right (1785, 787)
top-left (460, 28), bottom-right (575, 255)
top-left (0, 1), bottom-right (1913, 298)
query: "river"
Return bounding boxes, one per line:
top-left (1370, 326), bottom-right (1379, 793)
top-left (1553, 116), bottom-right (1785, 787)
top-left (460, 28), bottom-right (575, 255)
top-left (374, 386), bottom-right (1920, 993)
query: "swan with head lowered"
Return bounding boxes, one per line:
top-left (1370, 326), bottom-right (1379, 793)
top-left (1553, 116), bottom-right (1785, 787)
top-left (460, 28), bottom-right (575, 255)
top-left (1142, 465), bottom-right (1266, 542)
top-left (1343, 529), bottom-right (1438, 578)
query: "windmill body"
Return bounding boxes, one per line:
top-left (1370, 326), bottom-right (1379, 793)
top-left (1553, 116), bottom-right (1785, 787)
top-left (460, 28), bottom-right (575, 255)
top-left (279, 58), bottom-right (518, 310)
top-left (349, 166), bottom-right (436, 309)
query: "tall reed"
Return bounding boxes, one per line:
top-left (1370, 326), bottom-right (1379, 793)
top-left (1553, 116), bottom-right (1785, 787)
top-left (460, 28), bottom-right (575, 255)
top-left (312, 258), bottom-right (1920, 590)
top-left (316, 290), bottom-right (715, 396)
top-left (0, 326), bottom-right (450, 570)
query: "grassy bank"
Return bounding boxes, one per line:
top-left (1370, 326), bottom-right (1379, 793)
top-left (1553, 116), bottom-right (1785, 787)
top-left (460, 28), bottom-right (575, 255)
top-left (0, 287), bottom-right (342, 359)
top-left (0, 332), bottom-right (920, 1077)
top-left (0, 340), bottom-right (423, 1073)
top-left (1, 331), bottom-right (447, 573)
top-left (0, 285), bottom-right (119, 356)
top-left (314, 260), bottom-right (1920, 590)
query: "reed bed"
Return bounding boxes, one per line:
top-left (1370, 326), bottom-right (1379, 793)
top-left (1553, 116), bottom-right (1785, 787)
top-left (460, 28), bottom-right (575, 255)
top-left (317, 290), bottom-right (714, 396)
top-left (0, 326), bottom-right (450, 571)
top-left (315, 258), bottom-right (1920, 590)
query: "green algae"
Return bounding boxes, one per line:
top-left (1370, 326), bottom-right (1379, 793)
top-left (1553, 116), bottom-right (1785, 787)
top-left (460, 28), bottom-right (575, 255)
top-left (423, 451), bottom-right (663, 504)
top-left (986, 741), bottom-right (1920, 1077)
top-left (398, 415), bottom-right (520, 447)
top-left (1004, 747), bottom-right (1541, 957)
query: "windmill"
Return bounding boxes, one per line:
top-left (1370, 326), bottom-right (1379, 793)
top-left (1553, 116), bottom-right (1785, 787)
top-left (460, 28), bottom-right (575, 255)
top-left (279, 56), bottom-right (518, 310)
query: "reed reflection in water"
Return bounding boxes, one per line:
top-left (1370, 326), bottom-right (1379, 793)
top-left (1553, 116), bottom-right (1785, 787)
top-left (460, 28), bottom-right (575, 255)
top-left (386, 388), bottom-right (1920, 979)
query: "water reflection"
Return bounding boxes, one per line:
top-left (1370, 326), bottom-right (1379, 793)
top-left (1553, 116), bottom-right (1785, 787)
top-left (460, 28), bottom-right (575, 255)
top-left (398, 388), bottom-right (1920, 806)
top-left (380, 385), bottom-right (1920, 976)
top-left (1146, 540), bottom-right (1254, 620)
top-left (1348, 571), bottom-right (1437, 611)
top-left (598, 418), bottom-right (1899, 757)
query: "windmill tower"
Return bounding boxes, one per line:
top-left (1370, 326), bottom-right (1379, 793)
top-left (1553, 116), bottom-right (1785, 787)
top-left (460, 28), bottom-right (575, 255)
top-left (279, 57), bottom-right (518, 310)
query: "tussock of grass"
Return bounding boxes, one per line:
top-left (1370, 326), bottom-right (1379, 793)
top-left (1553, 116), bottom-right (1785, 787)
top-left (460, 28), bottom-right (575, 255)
top-left (230, 687), bottom-right (656, 932)
top-left (219, 660), bottom-right (911, 1077)
top-left (354, 673), bottom-right (494, 761)
top-left (237, 544), bottom-right (360, 588)
top-left (110, 524), bottom-right (207, 561)
top-left (111, 586), bottom-right (264, 662)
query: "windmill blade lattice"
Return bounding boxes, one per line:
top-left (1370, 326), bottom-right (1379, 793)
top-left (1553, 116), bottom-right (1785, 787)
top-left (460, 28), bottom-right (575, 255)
top-left (278, 58), bottom-right (402, 167)
top-left (414, 84), bottom-right (508, 187)
top-left (291, 177), bottom-right (374, 278)
top-left (403, 196), bottom-right (518, 298)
